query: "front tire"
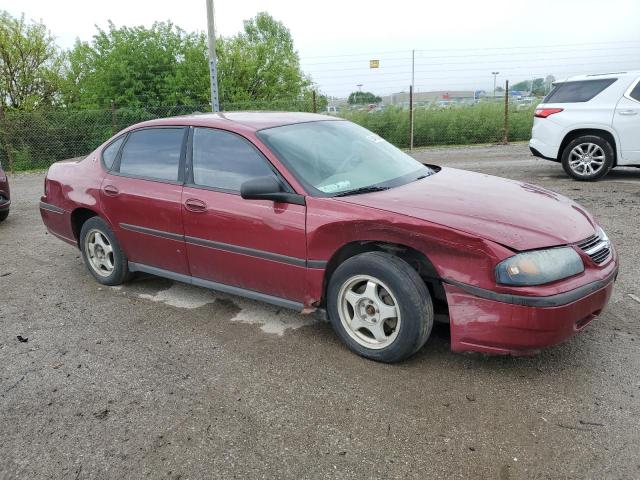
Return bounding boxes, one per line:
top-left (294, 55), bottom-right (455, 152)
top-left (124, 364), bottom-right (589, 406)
top-left (79, 217), bottom-right (130, 286)
top-left (327, 252), bottom-right (433, 363)
top-left (0, 210), bottom-right (8, 222)
top-left (561, 135), bottom-right (614, 181)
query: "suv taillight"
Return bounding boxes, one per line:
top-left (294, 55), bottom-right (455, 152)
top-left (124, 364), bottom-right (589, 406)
top-left (534, 108), bottom-right (564, 118)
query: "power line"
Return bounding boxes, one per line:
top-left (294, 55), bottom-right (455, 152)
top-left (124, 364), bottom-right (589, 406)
top-left (301, 46), bottom-right (640, 67)
top-left (305, 54), bottom-right (640, 76)
top-left (308, 60), bottom-right (640, 81)
top-left (299, 39), bottom-right (640, 60)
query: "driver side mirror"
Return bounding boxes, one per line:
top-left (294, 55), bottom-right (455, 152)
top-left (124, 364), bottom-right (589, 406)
top-left (240, 176), bottom-right (305, 206)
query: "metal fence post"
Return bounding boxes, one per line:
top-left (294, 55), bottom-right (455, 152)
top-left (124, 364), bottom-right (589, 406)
top-left (503, 80), bottom-right (510, 145)
top-left (312, 90), bottom-right (317, 113)
top-left (110, 100), bottom-right (117, 135)
top-left (409, 84), bottom-right (414, 150)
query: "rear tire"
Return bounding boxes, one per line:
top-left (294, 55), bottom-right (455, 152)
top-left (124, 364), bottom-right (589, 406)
top-left (561, 135), bottom-right (614, 181)
top-left (0, 210), bottom-right (8, 222)
top-left (79, 217), bottom-right (131, 286)
top-left (327, 251), bottom-right (433, 363)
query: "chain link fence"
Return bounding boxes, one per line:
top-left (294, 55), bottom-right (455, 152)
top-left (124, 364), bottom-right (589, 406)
top-left (0, 93), bottom-right (538, 172)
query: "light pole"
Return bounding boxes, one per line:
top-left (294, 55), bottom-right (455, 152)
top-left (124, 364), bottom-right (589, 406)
top-left (206, 0), bottom-right (220, 112)
top-left (492, 71), bottom-right (500, 99)
top-left (356, 84), bottom-right (363, 92)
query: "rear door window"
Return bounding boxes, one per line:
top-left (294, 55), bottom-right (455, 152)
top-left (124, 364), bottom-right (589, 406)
top-left (543, 79), bottom-right (617, 103)
top-left (118, 128), bottom-right (185, 182)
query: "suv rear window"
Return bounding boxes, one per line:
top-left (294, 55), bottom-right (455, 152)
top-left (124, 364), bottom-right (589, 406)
top-left (629, 80), bottom-right (640, 102)
top-left (543, 79), bottom-right (617, 103)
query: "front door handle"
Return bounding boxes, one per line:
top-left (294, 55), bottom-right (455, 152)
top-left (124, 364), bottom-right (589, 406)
top-left (184, 198), bottom-right (207, 212)
top-left (618, 110), bottom-right (638, 116)
top-left (103, 185), bottom-right (119, 196)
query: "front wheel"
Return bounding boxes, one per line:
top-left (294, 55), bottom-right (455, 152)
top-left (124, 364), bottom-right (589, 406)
top-left (0, 210), bottom-right (8, 222)
top-left (561, 135), bottom-right (614, 181)
top-left (327, 252), bottom-right (433, 363)
top-left (79, 217), bottom-right (131, 286)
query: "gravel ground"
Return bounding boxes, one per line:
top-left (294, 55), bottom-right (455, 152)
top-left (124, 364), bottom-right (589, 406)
top-left (1, 143), bottom-right (639, 479)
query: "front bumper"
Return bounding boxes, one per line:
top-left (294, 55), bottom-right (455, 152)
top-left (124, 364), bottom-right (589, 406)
top-left (443, 269), bottom-right (617, 355)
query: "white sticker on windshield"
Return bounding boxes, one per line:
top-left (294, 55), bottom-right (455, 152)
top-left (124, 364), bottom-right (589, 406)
top-left (318, 181), bottom-right (351, 193)
top-left (366, 134), bottom-right (384, 143)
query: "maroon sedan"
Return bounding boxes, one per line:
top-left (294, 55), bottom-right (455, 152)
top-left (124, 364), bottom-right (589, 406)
top-left (40, 113), bottom-right (617, 362)
top-left (0, 161), bottom-right (9, 222)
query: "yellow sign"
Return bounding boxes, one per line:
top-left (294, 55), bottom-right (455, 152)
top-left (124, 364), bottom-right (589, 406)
top-left (369, 60), bottom-right (379, 69)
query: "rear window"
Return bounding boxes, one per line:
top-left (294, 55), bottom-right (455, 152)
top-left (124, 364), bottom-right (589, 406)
top-left (543, 79), bottom-right (617, 103)
top-left (102, 135), bottom-right (125, 170)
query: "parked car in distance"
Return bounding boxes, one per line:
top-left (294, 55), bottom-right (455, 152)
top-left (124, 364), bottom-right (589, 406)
top-left (0, 161), bottom-right (10, 222)
top-left (40, 112), bottom-right (617, 362)
top-left (530, 71), bottom-right (640, 181)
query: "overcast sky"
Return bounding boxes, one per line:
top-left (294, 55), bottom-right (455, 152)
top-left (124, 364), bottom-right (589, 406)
top-left (5, 0), bottom-right (640, 97)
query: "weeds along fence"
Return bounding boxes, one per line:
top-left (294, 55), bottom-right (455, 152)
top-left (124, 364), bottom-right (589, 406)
top-left (340, 101), bottom-right (537, 149)
top-left (0, 96), bottom-right (537, 172)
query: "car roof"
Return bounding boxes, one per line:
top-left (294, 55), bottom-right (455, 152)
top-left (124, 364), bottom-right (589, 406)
top-left (557, 70), bottom-right (640, 83)
top-left (132, 111), bottom-right (341, 132)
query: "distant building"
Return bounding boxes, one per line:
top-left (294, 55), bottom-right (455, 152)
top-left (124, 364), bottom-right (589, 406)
top-left (382, 90), bottom-right (476, 106)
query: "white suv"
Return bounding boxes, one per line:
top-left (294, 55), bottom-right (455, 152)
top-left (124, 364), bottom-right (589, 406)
top-left (529, 71), bottom-right (640, 181)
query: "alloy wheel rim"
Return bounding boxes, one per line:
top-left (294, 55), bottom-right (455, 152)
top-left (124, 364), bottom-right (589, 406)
top-left (337, 275), bottom-right (401, 349)
top-left (568, 143), bottom-right (605, 176)
top-left (85, 229), bottom-right (115, 277)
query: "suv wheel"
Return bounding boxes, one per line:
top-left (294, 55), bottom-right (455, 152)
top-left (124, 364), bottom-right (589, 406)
top-left (561, 135), bottom-right (614, 181)
top-left (327, 251), bottom-right (433, 363)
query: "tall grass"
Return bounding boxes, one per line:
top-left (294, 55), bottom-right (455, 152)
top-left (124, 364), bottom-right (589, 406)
top-left (340, 102), bottom-right (536, 148)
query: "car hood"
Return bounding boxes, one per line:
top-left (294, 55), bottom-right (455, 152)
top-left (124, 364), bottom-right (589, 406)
top-left (336, 167), bottom-right (596, 251)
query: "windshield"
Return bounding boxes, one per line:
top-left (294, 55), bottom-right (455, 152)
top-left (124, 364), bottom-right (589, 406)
top-left (257, 120), bottom-right (432, 196)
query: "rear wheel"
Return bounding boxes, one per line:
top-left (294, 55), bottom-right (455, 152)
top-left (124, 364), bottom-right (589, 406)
top-left (79, 217), bottom-right (131, 286)
top-left (561, 135), bottom-right (614, 181)
top-left (327, 251), bottom-right (433, 363)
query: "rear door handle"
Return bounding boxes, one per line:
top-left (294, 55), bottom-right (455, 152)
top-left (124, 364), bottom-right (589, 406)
top-left (103, 185), bottom-right (119, 196)
top-left (618, 110), bottom-right (638, 116)
top-left (184, 198), bottom-right (207, 212)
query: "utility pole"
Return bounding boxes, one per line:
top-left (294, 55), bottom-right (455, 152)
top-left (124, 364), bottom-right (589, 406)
top-left (206, 0), bottom-right (220, 112)
top-left (410, 49), bottom-right (415, 151)
top-left (492, 71), bottom-right (499, 100)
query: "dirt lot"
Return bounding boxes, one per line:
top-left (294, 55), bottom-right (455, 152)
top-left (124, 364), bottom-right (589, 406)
top-left (1, 144), bottom-right (639, 479)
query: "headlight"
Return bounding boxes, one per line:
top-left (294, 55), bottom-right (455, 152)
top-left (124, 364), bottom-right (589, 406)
top-left (495, 247), bottom-right (584, 286)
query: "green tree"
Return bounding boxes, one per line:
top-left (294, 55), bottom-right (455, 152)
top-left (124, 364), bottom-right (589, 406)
top-left (63, 21), bottom-right (208, 108)
top-left (63, 12), bottom-right (313, 109)
top-left (347, 91), bottom-right (382, 105)
top-left (0, 11), bottom-right (63, 109)
top-left (512, 78), bottom-right (548, 96)
top-left (217, 12), bottom-right (311, 106)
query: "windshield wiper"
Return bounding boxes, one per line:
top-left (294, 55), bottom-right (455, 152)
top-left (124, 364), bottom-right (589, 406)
top-left (333, 185), bottom-right (390, 197)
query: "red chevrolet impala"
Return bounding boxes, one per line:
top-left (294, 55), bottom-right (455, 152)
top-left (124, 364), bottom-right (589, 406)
top-left (39, 113), bottom-right (617, 362)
